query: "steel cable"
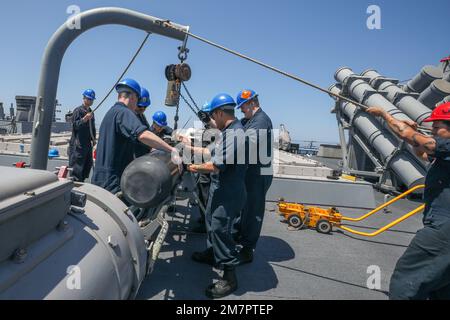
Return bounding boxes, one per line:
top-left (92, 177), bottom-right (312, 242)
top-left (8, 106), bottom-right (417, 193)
top-left (91, 32), bottom-right (151, 113)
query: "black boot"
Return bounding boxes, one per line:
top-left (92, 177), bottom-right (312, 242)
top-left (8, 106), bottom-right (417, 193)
top-left (237, 247), bottom-right (254, 266)
top-left (191, 248), bottom-right (215, 266)
top-left (205, 267), bottom-right (238, 299)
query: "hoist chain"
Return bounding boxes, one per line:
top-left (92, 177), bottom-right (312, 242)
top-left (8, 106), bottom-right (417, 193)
top-left (181, 82), bottom-right (200, 112)
top-left (173, 80), bottom-right (181, 131)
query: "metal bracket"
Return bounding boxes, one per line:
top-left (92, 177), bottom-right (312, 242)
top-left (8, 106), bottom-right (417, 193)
top-left (340, 84), bottom-right (350, 97)
top-left (177, 25), bottom-right (190, 62)
top-left (157, 19), bottom-right (190, 62)
top-left (351, 132), bottom-right (384, 169)
top-left (383, 140), bottom-right (406, 172)
top-left (375, 180), bottom-right (399, 194)
top-left (330, 105), bottom-right (336, 114)
top-left (361, 89), bottom-right (379, 104)
top-left (348, 107), bottom-right (365, 129)
top-left (347, 169), bottom-right (382, 178)
top-left (369, 77), bottom-right (399, 89)
top-left (336, 111), bottom-right (350, 128)
top-left (392, 91), bottom-right (420, 104)
top-left (376, 90), bottom-right (390, 99)
top-left (145, 214), bottom-right (169, 275)
top-left (343, 75), bottom-right (371, 89)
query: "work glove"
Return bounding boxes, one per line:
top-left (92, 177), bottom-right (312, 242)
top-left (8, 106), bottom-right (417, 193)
top-left (83, 112), bottom-right (94, 123)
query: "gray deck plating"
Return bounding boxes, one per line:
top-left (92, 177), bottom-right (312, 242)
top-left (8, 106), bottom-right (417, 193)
top-left (267, 176), bottom-right (376, 209)
top-left (137, 192), bottom-right (422, 300)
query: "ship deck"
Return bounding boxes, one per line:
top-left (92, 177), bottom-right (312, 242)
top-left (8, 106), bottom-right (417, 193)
top-left (137, 190), bottom-right (423, 300)
top-left (0, 145), bottom-right (423, 300)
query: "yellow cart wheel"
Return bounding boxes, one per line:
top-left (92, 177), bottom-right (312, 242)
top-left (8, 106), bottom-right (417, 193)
top-left (316, 219), bottom-right (332, 234)
top-left (288, 214), bottom-right (303, 228)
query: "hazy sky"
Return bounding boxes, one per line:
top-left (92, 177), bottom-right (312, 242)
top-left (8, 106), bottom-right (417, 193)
top-left (0, 0), bottom-right (449, 142)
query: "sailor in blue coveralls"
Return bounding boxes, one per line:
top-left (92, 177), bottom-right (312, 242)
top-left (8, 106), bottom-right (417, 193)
top-left (234, 89), bottom-right (273, 264)
top-left (368, 102), bottom-right (450, 300)
top-left (68, 89), bottom-right (96, 182)
top-left (190, 101), bottom-right (216, 234)
top-left (150, 111), bottom-right (173, 139)
top-left (92, 78), bottom-right (177, 195)
top-left (180, 93), bottom-right (247, 299)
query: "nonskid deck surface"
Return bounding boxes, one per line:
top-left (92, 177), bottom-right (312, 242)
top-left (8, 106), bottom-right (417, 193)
top-left (137, 191), bottom-right (423, 300)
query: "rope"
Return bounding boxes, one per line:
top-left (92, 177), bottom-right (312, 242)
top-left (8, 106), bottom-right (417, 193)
top-left (183, 31), bottom-right (369, 110)
top-left (91, 32), bottom-right (151, 113)
top-left (181, 116), bottom-right (193, 130)
top-left (89, 117), bottom-right (96, 147)
top-left (172, 29), bottom-right (430, 132)
top-left (87, 33), bottom-right (151, 144)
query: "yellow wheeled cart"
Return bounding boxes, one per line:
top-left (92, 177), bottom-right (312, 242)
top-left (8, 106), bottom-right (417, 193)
top-left (277, 185), bottom-right (425, 236)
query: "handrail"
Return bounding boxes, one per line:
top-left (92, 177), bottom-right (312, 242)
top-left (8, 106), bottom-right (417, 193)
top-left (338, 204), bottom-right (425, 237)
top-left (341, 184), bottom-right (425, 222)
top-left (30, 7), bottom-right (189, 169)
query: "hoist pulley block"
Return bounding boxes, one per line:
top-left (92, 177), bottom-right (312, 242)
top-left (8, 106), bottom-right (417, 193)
top-left (165, 63), bottom-right (191, 82)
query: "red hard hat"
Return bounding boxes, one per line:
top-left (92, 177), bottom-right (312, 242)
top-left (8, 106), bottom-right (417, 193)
top-left (423, 102), bottom-right (450, 122)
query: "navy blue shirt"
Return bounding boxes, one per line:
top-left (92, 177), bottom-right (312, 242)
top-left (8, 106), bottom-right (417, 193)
top-left (92, 102), bottom-right (147, 193)
top-left (241, 108), bottom-right (273, 176)
top-left (69, 105), bottom-right (96, 152)
top-left (209, 119), bottom-right (247, 202)
top-left (423, 137), bottom-right (450, 220)
top-left (134, 113), bottom-right (152, 158)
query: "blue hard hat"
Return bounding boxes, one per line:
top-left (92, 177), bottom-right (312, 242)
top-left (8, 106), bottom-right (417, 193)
top-left (83, 89), bottom-right (96, 100)
top-left (138, 87), bottom-right (151, 108)
top-left (152, 111), bottom-right (167, 127)
top-left (48, 148), bottom-right (60, 158)
top-left (236, 89), bottom-right (258, 108)
top-left (202, 101), bottom-right (211, 113)
top-left (209, 93), bottom-right (236, 113)
top-left (115, 78), bottom-right (141, 98)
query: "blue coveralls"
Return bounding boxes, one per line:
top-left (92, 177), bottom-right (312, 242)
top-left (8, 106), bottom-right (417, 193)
top-left (92, 102), bottom-right (147, 194)
top-left (134, 113), bottom-right (151, 158)
top-left (68, 105), bottom-right (96, 182)
top-left (236, 108), bottom-right (273, 250)
top-left (389, 137), bottom-right (450, 299)
top-left (206, 119), bottom-right (247, 268)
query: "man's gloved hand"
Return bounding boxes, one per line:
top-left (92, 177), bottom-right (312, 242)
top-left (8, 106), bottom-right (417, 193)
top-left (197, 110), bottom-right (211, 124)
top-left (82, 112), bottom-right (94, 123)
top-left (174, 132), bottom-right (191, 146)
top-left (170, 147), bottom-right (184, 174)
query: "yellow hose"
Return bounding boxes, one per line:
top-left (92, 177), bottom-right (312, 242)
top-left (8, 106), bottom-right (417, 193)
top-left (339, 204), bottom-right (425, 237)
top-left (341, 185), bottom-right (425, 222)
